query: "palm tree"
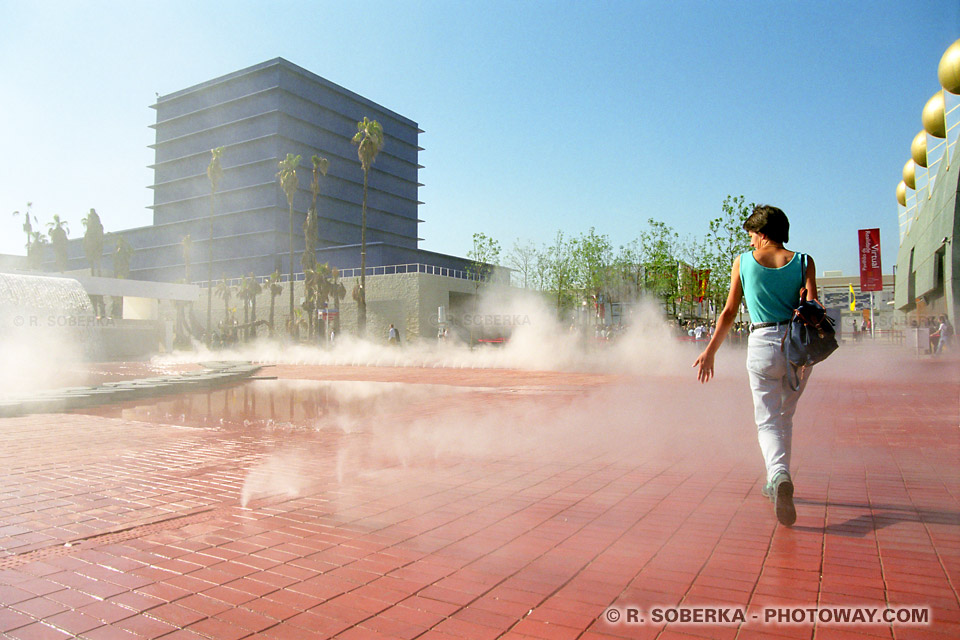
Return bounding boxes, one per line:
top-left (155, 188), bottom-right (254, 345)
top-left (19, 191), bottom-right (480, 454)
top-left (311, 155), bottom-right (330, 206)
top-left (247, 273), bottom-right (262, 341)
top-left (330, 267), bottom-right (345, 335)
top-left (302, 207), bottom-right (319, 337)
top-left (268, 270), bottom-right (283, 336)
top-left (12, 202), bottom-right (35, 256)
top-left (26, 230), bottom-right (47, 271)
top-left (351, 117), bottom-right (384, 335)
top-left (302, 267), bottom-right (318, 338)
top-left (314, 262), bottom-right (334, 339)
top-left (206, 147), bottom-right (224, 337)
top-left (303, 263), bottom-right (333, 339)
top-left (303, 154), bottom-right (330, 338)
top-left (276, 153), bottom-right (302, 336)
top-left (113, 235), bottom-right (134, 279)
top-left (81, 208), bottom-right (106, 315)
top-left (47, 215), bottom-right (70, 272)
top-left (238, 275), bottom-right (252, 339)
top-left (110, 234), bottom-right (135, 318)
top-left (215, 275), bottom-right (233, 327)
top-left (81, 208), bottom-right (104, 276)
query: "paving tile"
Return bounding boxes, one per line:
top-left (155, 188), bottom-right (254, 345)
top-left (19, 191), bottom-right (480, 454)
top-left (0, 361), bottom-right (955, 639)
top-left (5, 622), bottom-right (75, 639)
top-left (0, 607), bottom-right (36, 633)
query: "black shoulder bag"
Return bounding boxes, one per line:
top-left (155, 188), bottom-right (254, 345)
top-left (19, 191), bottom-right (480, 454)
top-left (781, 253), bottom-right (839, 391)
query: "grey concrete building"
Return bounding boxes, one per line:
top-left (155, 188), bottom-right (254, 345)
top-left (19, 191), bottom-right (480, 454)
top-left (894, 39), bottom-right (959, 327)
top-left (48, 58), bottom-right (473, 283)
top-left (894, 135), bottom-right (959, 326)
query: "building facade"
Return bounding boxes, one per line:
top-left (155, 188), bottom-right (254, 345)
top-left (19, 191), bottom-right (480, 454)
top-left (49, 58), bottom-right (473, 283)
top-left (893, 39), bottom-right (960, 327)
top-left (894, 148), bottom-right (959, 325)
top-left (820, 271), bottom-right (899, 338)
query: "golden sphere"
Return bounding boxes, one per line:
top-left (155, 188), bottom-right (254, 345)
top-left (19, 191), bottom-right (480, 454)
top-left (897, 181), bottom-right (907, 206)
top-left (938, 39), bottom-right (960, 94)
top-left (911, 131), bottom-right (928, 168)
top-left (922, 91), bottom-right (946, 138)
top-left (903, 159), bottom-right (916, 190)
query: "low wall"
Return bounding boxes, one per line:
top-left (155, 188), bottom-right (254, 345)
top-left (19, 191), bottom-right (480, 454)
top-left (187, 272), bottom-right (480, 343)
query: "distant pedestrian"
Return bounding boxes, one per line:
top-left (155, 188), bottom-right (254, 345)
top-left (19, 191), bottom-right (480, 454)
top-left (934, 315), bottom-right (953, 354)
top-left (387, 324), bottom-right (399, 346)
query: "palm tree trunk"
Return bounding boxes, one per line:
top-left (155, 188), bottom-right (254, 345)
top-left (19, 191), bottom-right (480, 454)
top-left (269, 296), bottom-right (275, 336)
top-left (359, 169), bottom-right (368, 335)
top-left (333, 290), bottom-right (341, 335)
top-left (289, 203), bottom-right (295, 336)
top-left (208, 192), bottom-right (214, 338)
top-left (251, 298), bottom-right (257, 341)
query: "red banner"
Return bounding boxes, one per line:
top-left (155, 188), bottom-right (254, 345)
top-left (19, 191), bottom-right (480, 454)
top-left (858, 228), bottom-right (883, 292)
top-left (697, 269), bottom-right (710, 302)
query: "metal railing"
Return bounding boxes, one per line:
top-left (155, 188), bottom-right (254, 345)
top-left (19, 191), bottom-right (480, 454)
top-left (194, 262), bottom-right (481, 288)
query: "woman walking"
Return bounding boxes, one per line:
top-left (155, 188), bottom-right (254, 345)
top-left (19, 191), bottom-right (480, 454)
top-left (693, 205), bottom-right (818, 526)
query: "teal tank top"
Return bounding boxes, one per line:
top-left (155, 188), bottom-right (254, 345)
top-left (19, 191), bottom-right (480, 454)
top-left (739, 251), bottom-right (804, 323)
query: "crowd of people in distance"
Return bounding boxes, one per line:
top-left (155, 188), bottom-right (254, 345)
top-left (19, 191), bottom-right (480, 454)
top-left (677, 319), bottom-right (750, 346)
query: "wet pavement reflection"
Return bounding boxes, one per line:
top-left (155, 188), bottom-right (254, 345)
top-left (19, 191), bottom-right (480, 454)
top-left (84, 379), bottom-right (469, 431)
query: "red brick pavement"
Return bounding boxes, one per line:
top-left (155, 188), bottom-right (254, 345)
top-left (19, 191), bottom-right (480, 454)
top-left (0, 355), bottom-right (957, 639)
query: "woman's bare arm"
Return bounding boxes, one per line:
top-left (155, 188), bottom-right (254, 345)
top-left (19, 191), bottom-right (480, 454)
top-left (804, 254), bottom-right (818, 301)
top-left (693, 256), bottom-right (744, 383)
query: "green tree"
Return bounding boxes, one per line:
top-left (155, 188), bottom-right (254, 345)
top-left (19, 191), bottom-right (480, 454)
top-left (82, 208), bottom-right (105, 276)
top-left (532, 245), bottom-right (550, 291)
top-left (206, 147), bottom-right (224, 336)
top-left (639, 218), bottom-right (680, 316)
top-left (546, 230), bottom-right (576, 317)
top-left (573, 228), bottom-right (613, 325)
top-left (351, 117), bottom-right (384, 335)
top-left (614, 239), bottom-right (645, 301)
top-left (276, 153), bottom-right (302, 336)
top-left (466, 232), bottom-right (502, 300)
top-left (47, 215), bottom-right (70, 272)
top-left (704, 195), bottom-right (753, 318)
top-left (506, 239), bottom-right (537, 289)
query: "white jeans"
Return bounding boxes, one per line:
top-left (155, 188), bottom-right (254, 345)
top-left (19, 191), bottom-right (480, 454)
top-left (746, 326), bottom-right (809, 483)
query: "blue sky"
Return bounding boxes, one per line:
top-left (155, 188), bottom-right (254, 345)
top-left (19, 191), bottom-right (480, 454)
top-left (1, 0), bottom-right (957, 276)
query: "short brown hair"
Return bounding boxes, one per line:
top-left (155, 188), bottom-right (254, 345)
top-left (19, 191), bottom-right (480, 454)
top-left (743, 205), bottom-right (789, 244)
